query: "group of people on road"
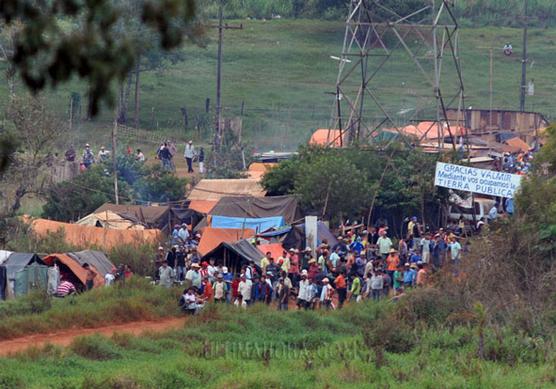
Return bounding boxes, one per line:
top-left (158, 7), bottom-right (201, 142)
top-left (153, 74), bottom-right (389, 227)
top-left (158, 216), bottom-right (469, 315)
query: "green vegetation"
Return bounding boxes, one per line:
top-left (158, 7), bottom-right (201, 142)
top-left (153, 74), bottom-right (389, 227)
top-left (262, 146), bottom-right (444, 227)
top-left (42, 155), bottom-right (187, 222)
top-left (0, 278), bottom-right (181, 341)
top-left (1, 289), bottom-right (555, 388)
top-left (2, 19), bottom-right (554, 153)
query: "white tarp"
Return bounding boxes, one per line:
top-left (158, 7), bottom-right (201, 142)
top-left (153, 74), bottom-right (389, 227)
top-left (0, 250), bottom-right (13, 265)
top-left (435, 162), bottom-right (522, 198)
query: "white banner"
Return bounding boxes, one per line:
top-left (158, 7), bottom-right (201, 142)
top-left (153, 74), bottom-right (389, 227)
top-left (434, 162), bottom-right (522, 198)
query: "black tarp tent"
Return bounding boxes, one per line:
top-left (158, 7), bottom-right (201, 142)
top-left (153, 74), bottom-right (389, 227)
top-left (282, 222), bottom-right (339, 250)
top-left (201, 239), bottom-right (263, 274)
top-left (210, 195), bottom-right (299, 224)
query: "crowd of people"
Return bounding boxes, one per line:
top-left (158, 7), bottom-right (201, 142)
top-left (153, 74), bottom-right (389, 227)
top-left (152, 218), bottom-right (468, 315)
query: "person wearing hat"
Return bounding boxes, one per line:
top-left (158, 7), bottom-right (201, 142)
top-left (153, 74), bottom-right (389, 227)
top-left (288, 248), bottom-right (300, 288)
top-left (185, 263), bottom-right (202, 290)
top-left (404, 263), bottom-right (417, 288)
top-left (297, 270), bottom-right (312, 310)
top-left (97, 145), bottom-right (110, 162)
top-left (213, 273), bottom-right (226, 303)
top-left (159, 261), bottom-right (175, 288)
top-left (307, 258), bottom-right (319, 283)
top-left (82, 143), bottom-right (95, 168)
top-left (385, 248), bottom-right (400, 281)
top-left (377, 230), bottom-right (393, 259)
top-left (184, 140), bottom-right (195, 173)
top-left (320, 278), bottom-right (334, 310)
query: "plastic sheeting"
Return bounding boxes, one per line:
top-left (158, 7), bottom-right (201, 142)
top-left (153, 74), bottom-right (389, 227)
top-left (14, 263), bottom-right (48, 297)
top-left (210, 195), bottom-right (299, 224)
top-left (211, 215), bottom-right (284, 232)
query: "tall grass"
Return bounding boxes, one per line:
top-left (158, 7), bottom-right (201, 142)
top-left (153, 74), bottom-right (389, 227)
top-left (1, 294), bottom-right (555, 388)
top-left (0, 277), bottom-right (181, 341)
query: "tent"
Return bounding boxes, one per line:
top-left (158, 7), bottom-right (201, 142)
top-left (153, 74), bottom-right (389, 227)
top-left (188, 200), bottom-right (217, 215)
top-left (210, 195), bottom-right (299, 224)
top-left (505, 137), bottom-right (530, 153)
top-left (188, 179), bottom-right (266, 202)
top-left (197, 227), bottom-right (255, 256)
top-left (309, 129), bottom-right (343, 147)
top-left (14, 262), bottom-right (49, 297)
top-left (211, 215), bottom-right (284, 232)
top-left (43, 250), bottom-right (114, 288)
top-left (2, 253), bottom-right (44, 298)
top-left (283, 221), bottom-right (338, 250)
top-left (31, 218), bottom-right (162, 250)
top-left (247, 162), bottom-right (277, 180)
top-left (76, 210), bottom-right (145, 230)
top-left (201, 239), bottom-right (264, 274)
top-left (0, 250), bottom-right (13, 265)
top-left (94, 203), bottom-right (176, 233)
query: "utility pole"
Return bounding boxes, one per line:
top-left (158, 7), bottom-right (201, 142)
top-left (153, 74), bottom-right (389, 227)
top-left (519, 0), bottom-right (529, 112)
top-left (112, 108), bottom-right (119, 205)
top-left (213, 0), bottom-right (242, 152)
top-left (489, 48), bottom-right (493, 126)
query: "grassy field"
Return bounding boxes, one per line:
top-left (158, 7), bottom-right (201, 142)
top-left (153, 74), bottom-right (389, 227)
top-left (1, 291), bottom-right (555, 388)
top-left (1, 20), bottom-right (556, 153)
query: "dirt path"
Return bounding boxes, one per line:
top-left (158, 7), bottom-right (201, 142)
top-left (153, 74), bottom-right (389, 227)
top-left (0, 317), bottom-right (186, 357)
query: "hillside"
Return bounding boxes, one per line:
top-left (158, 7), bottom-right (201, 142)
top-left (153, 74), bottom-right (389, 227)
top-left (1, 20), bottom-right (555, 152)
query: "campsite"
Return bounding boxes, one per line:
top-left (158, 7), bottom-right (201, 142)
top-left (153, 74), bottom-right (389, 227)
top-left (2, 1), bottom-right (556, 388)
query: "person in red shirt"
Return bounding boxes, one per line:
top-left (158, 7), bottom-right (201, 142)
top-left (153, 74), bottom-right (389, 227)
top-left (385, 248), bottom-right (400, 281)
top-left (202, 276), bottom-right (214, 302)
top-left (307, 258), bottom-right (319, 283)
top-left (231, 276), bottom-right (240, 304)
top-left (288, 248), bottom-right (300, 287)
top-left (334, 271), bottom-right (347, 308)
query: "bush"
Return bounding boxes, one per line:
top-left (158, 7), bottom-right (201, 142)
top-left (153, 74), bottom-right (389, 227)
top-left (70, 335), bottom-right (122, 360)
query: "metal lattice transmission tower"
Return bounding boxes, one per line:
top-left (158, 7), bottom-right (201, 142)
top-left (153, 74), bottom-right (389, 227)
top-left (328, 0), bottom-right (465, 150)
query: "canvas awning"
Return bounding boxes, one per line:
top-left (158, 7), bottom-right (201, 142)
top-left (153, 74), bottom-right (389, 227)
top-left (94, 203), bottom-right (175, 233)
top-left (42, 252), bottom-right (110, 288)
top-left (31, 218), bottom-right (162, 251)
top-left (210, 195), bottom-right (299, 224)
top-left (309, 129), bottom-right (343, 147)
top-left (197, 227), bottom-right (255, 256)
top-left (68, 250), bottom-right (115, 278)
top-left (76, 210), bottom-right (145, 230)
top-left (202, 239), bottom-right (264, 272)
top-left (505, 137), bottom-right (530, 153)
top-left (188, 179), bottom-right (266, 201)
top-left (257, 243), bottom-right (285, 260)
top-left (188, 200), bottom-right (217, 215)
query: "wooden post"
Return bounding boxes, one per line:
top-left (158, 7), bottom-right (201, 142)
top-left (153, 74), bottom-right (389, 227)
top-left (112, 113), bottom-right (119, 205)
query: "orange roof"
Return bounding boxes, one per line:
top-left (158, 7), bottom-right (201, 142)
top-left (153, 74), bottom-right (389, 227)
top-left (188, 179), bottom-right (266, 201)
top-left (189, 200), bottom-right (217, 214)
top-left (257, 243), bottom-right (285, 260)
top-left (198, 227), bottom-right (255, 256)
top-left (43, 253), bottom-right (104, 287)
top-left (402, 122), bottom-right (467, 140)
top-left (31, 219), bottom-right (162, 251)
top-left (247, 162), bottom-right (278, 180)
top-left (505, 137), bottom-right (530, 153)
top-left (309, 129), bottom-right (344, 147)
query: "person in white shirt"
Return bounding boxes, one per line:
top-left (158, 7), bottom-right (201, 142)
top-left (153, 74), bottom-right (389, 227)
top-left (97, 146), bottom-right (110, 162)
top-left (159, 262), bottom-right (175, 288)
top-left (420, 234), bottom-right (431, 264)
top-left (297, 270), bottom-right (313, 309)
top-left (135, 149), bottom-right (145, 162)
top-left (104, 268), bottom-right (117, 286)
top-left (213, 274), bottom-right (227, 303)
top-left (184, 140), bottom-right (195, 173)
top-left (237, 275), bottom-right (252, 307)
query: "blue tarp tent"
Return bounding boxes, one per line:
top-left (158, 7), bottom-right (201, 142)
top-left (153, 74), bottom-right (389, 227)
top-left (211, 216), bottom-right (284, 232)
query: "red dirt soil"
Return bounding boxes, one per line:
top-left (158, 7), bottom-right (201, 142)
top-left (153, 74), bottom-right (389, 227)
top-left (0, 317), bottom-right (186, 357)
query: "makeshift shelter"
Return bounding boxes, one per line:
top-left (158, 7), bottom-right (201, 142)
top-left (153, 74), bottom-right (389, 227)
top-left (309, 129), bottom-right (343, 147)
top-left (201, 239), bottom-right (264, 274)
top-left (188, 179), bottom-right (266, 202)
top-left (247, 162), bottom-right (277, 180)
top-left (505, 137), bottom-right (530, 153)
top-left (2, 253), bottom-right (44, 298)
top-left (31, 219), bottom-right (162, 251)
top-left (43, 250), bottom-right (114, 289)
top-left (197, 227), bottom-right (255, 256)
top-left (76, 210), bottom-right (145, 230)
top-left (188, 200), bottom-right (217, 215)
top-left (211, 215), bottom-right (284, 232)
top-left (94, 203), bottom-right (176, 233)
top-left (210, 195), bottom-right (299, 224)
top-left (283, 222), bottom-right (338, 250)
top-left (0, 250), bottom-right (13, 265)
top-left (14, 262), bottom-right (49, 297)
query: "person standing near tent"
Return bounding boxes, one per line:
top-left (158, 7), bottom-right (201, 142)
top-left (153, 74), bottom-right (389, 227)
top-left (56, 278), bottom-right (76, 297)
top-left (277, 277), bottom-right (289, 310)
top-left (238, 274), bottom-right (252, 308)
top-left (198, 147), bottom-right (205, 174)
top-left (184, 140), bottom-right (195, 173)
top-left (82, 263), bottom-right (96, 291)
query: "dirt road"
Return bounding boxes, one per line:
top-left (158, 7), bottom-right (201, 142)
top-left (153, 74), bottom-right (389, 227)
top-left (0, 317), bottom-right (186, 357)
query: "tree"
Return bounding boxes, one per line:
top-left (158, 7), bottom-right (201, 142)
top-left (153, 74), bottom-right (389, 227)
top-left (0, 96), bottom-right (66, 216)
